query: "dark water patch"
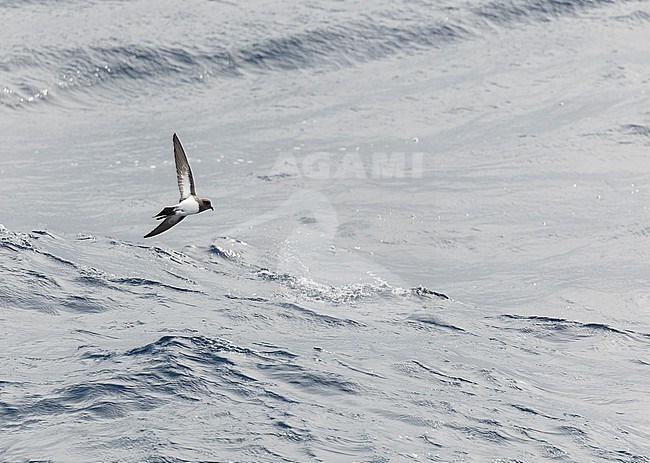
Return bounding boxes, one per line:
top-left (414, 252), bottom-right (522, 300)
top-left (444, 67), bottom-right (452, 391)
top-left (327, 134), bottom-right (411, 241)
top-left (75, 234), bottom-right (97, 241)
top-left (411, 360), bottom-right (477, 386)
top-left (510, 403), bottom-right (559, 420)
top-left (581, 322), bottom-right (626, 334)
top-left (621, 124), bottom-right (650, 137)
top-left (257, 172), bottom-right (296, 182)
top-left (275, 301), bottom-right (365, 328)
top-left (257, 363), bottom-right (362, 395)
top-left (111, 277), bottom-right (201, 293)
top-left (236, 0), bottom-right (619, 77)
top-left (262, 388), bottom-right (298, 405)
top-left (540, 443), bottom-right (569, 460)
top-left (58, 382), bottom-right (139, 402)
top-left (8, 43), bottom-right (237, 84)
top-left (501, 314), bottom-right (567, 324)
top-left (613, 124), bottom-right (650, 146)
top-left (411, 286), bottom-right (449, 299)
top-left (79, 350), bottom-right (115, 361)
top-left (2, 267), bottom-right (62, 290)
top-left (475, 0), bottom-right (615, 25)
top-left (126, 335), bottom-right (237, 364)
top-left (162, 269), bottom-right (200, 286)
top-left (78, 401), bottom-right (130, 419)
top-left (251, 342), bottom-right (298, 359)
top-left (38, 250), bottom-right (79, 269)
top-left (147, 246), bottom-right (199, 267)
top-left (2, 41), bottom-right (234, 110)
top-left (29, 229), bottom-right (58, 239)
top-left (407, 314), bottom-right (465, 332)
top-left (445, 422), bottom-right (512, 444)
top-left (477, 418), bottom-right (501, 427)
top-left (51, 381), bottom-right (159, 418)
top-left (21, 397), bottom-right (72, 418)
top-left (94, 43), bottom-right (237, 81)
top-left (61, 294), bottom-right (108, 313)
top-left (0, 401), bottom-right (21, 419)
top-left (70, 271), bottom-right (196, 310)
top-left (236, 20), bottom-right (467, 72)
top-left (556, 425), bottom-right (587, 437)
top-left (75, 273), bottom-right (115, 289)
top-left (420, 434), bottom-right (444, 448)
top-left (299, 216), bottom-right (317, 225)
top-left (270, 419), bottom-right (314, 443)
top-left (593, 124), bottom-right (650, 146)
top-left (225, 294), bottom-right (269, 303)
top-left (335, 358), bottom-right (385, 378)
top-left (479, 368), bottom-right (524, 391)
top-left (128, 369), bottom-right (202, 401)
top-left (496, 313), bottom-right (637, 342)
top-left (122, 335), bottom-right (266, 401)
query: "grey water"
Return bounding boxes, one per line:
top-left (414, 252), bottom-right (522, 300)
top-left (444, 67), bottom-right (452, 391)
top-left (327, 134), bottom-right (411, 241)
top-left (1, 0), bottom-right (650, 461)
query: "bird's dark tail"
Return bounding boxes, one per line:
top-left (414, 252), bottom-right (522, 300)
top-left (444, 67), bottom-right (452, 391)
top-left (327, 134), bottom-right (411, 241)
top-left (153, 206), bottom-right (176, 219)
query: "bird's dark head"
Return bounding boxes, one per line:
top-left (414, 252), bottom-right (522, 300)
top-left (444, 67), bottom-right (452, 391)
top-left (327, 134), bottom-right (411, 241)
top-left (199, 198), bottom-right (214, 212)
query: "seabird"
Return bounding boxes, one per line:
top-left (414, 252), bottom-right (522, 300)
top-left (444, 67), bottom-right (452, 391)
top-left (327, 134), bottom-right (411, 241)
top-left (144, 133), bottom-right (213, 238)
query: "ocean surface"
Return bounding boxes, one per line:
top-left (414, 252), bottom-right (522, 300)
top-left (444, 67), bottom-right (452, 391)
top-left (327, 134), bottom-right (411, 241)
top-left (1, 0), bottom-right (650, 461)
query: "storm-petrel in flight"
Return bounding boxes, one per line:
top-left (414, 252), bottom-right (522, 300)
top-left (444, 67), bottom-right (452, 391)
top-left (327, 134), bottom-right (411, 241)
top-left (144, 133), bottom-right (213, 238)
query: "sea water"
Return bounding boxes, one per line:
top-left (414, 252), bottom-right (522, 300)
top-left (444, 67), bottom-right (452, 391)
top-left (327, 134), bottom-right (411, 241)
top-left (1, 1), bottom-right (649, 461)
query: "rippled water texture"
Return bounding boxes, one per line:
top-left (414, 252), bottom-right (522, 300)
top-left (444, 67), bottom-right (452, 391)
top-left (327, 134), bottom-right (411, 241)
top-left (1, 0), bottom-right (650, 461)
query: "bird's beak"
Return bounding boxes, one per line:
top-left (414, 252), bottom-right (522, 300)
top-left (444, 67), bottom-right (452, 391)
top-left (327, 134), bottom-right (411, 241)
top-left (210, 206), bottom-right (214, 211)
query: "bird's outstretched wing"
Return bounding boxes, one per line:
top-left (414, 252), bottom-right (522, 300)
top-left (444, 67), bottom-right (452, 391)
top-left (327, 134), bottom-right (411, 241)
top-left (144, 215), bottom-right (186, 238)
top-left (173, 133), bottom-right (196, 201)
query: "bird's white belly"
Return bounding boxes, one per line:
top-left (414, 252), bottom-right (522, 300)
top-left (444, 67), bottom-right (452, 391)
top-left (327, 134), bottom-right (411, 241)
top-left (176, 196), bottom-right (200, 216)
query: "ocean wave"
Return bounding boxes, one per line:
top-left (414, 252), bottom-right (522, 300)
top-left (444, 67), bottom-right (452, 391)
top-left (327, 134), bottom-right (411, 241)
top-left (0, 0), bottom-right (619, 111)
top-left (257, 362), bottom-right (363, 395)
top-left (275, 301), bottom-right (366, 327)
top-left (407, 313), bottom-right (466, 332)
top-left (0, 227), bottom-right (206, 315)
top-left (475, 0), bottom-right (615, 24)
top-left (497, 313), bottom-right (634, 337)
